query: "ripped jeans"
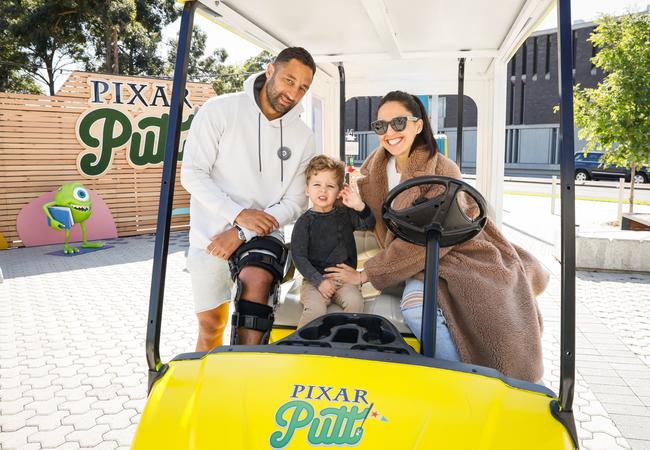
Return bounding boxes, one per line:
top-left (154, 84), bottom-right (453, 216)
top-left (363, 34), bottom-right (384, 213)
top-left (401, 278), bottom-right (461, 362)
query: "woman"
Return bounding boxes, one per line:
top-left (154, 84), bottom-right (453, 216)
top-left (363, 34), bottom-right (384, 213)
top-left (325, 91), bottom-right (548, 383)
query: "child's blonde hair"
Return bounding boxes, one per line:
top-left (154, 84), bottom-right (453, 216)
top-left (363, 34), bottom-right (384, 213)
top-left (305, 155), bottom-right (345, 188)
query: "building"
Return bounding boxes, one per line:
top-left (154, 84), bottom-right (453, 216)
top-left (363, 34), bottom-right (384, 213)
top-left (345, 21), bottom-right (604, 176)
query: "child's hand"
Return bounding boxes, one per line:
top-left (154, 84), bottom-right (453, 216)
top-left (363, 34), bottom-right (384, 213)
top-left (318, 279), bottom-right (338, 299)
top-left (339, 186), bottom-right (365, 211)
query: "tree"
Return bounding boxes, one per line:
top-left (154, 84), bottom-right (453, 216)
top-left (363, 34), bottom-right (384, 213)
top-left (83, 0), bottom-right (178, 76)
top-left (0, 3), bottom-right (41, 93)
top-left (211, 50), bottom-right (274, 95)
top-left (3, 0), bottom-right (87, 95)
top-left (574, 12), bottom-right (650, 212)
top-left (119, 0), bottom-right (179, 77)
top-left (166, 28), bottom-right (227, 83)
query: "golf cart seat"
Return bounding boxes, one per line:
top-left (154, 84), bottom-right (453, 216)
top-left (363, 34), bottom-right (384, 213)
top-left (273, 230), bottom-right (412, 335)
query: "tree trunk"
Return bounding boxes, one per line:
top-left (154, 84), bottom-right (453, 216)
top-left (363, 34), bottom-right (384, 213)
top-left (104, 21), bottom-right (112, 73)
top-left (629, 164), bottom-right (636, 213)
top-left (112, 27), bottom-right (119, 74)
top-left (47, 68), bottom-right (55, 96)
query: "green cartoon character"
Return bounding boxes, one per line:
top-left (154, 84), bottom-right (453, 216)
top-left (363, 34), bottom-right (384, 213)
top-left (43, 183), bottom-right (104, 254)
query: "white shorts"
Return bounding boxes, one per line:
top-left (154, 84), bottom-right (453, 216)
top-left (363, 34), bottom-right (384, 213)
top-left (186, 230), bottom-right (285, 314)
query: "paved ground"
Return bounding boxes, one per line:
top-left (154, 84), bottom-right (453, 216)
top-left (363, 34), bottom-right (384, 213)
top-left (1, 194), bottom-right (649, 449)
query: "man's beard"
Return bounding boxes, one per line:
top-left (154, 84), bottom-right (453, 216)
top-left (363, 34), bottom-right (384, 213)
top-left (265, 77), bottom-right (294, 114)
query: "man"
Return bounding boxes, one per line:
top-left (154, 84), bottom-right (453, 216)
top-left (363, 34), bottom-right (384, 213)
top-left (181, 47), bottom-right (316, 350)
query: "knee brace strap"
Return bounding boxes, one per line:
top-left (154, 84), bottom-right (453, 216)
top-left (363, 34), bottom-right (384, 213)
top-left (235, 299), bottom-right (274, 332)
top-left (229, 236), bottom-right (288, 282)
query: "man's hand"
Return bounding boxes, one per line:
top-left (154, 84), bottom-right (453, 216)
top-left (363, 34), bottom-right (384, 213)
top-left (318, 279), bottom-right (338, 299)
top-left (234, 209), bottom-right (279, 235)
top-left (207, 228), bottom-right (243, 260)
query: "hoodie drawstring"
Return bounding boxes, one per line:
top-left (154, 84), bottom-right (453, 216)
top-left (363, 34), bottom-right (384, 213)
top-left (258, 114), bottom-right (288, 183)
top-left (258, 113), bottom-right (261, 172)
top-left (280, 119), bottom-right (284, 183)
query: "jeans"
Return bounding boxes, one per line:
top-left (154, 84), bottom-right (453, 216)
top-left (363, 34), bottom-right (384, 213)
top-left (401, 279), bottom-right (461, 362)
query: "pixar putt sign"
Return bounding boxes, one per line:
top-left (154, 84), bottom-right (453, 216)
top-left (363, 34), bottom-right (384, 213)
top-left (75, 78), bottom-right (196, 178)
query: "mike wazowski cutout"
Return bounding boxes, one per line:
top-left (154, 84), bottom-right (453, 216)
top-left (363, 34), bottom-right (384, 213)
top-left (42, 183), bottom-right (104, 254)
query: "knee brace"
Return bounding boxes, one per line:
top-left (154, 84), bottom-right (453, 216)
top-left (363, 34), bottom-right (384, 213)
top-left (228, 235), bottom-right (288, 283)
top-left (228, 235), bottom-right (288, 345)
top-left (230, 280), bottom-right (275, 345)
top-left (234, 299), bottom-right (274, 332)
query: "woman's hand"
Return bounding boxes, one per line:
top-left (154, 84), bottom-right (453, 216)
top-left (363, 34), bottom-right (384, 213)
top-left (338, 186), bottom-right (365, 212)
top-left (324, 263), bottom-right (365, 286)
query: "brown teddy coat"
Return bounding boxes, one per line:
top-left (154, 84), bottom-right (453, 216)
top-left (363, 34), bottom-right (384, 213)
top-left (357, 146), bottom-right (549, 383)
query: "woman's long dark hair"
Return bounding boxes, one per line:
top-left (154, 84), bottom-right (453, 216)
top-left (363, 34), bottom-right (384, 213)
top-left (377, 91), bottom-right (438, 158)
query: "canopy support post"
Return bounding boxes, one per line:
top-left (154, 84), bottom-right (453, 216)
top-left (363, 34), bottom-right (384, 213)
top-left (146, 0), bottom-right (196, 394)
top-left (557, 0), bottom-right (577, 414)
top-left (455, 58), bottom-right (466, 169)
top-left (338, 62), bottom-right (346, 162)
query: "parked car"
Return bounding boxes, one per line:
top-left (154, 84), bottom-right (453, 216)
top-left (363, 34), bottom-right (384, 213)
top-left (574, 152), bottom-right (648, 184)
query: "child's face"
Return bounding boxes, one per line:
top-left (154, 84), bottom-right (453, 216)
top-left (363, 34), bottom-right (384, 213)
top-left (306, 170), bottom-right (341, 212)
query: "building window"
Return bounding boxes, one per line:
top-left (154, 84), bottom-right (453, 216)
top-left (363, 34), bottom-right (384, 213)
top-left (521, 42), bottom-right (528, 76)
top-left (532, 37), bottom-right (538, 79)
top-left (545, 35), bottom-right (551, 79)
top-left (572, 30), bottom-right (578, 72)
top-left (519, 80), bottom-right (526, 124)
top-left (509, 81), bottom-right (515, 124)
top-left (590, 38), bottom-right (598, 75)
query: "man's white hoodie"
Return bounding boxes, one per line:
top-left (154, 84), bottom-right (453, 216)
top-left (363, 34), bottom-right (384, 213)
top-left (181, 72), bottom-right (316, 250)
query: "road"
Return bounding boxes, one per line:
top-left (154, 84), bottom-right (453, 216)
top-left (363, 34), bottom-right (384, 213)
top-left (495, 177), bottom-right (650, 203)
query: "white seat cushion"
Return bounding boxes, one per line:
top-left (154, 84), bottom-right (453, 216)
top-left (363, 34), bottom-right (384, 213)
top-left (274, 279), bottom-right (411, 334)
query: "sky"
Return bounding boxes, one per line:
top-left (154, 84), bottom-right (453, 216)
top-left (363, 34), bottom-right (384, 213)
top-left (535, 0), bottom-right (650, 31)
top-left (161, 13), bottom-right (262, 64)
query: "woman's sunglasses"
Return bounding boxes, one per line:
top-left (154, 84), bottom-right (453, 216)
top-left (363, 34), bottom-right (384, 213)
top-left (370, 116), bottom-right (419, 135)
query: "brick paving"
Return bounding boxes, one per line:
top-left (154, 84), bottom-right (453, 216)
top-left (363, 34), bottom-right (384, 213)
top-left (0, 195), bottom-right (649, 449)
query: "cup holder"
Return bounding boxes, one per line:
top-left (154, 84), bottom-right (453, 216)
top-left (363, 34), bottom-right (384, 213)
top-left (332, 327), bottom-right (359, 343)
top-left (298, 325), bottom-right (331, 340)
top-left (276, 313), bottom-right (416, 355)
top-left (362, 329), bottom-right (395, 345)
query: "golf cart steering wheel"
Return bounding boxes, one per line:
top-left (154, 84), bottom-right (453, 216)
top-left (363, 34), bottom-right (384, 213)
top-left (382, 176), bottom-right (488, 247)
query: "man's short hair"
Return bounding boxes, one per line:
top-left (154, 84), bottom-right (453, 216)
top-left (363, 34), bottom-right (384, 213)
top-left (274, 47), bottom-right (316, 75)
top-left (305, 155), bottom-right (345, 188)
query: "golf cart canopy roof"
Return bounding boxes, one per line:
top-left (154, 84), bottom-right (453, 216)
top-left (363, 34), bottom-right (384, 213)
top-left (192, 0), bottom-right (554, 96)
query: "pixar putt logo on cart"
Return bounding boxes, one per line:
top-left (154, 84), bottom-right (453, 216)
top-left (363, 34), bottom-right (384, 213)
top-left (269, 384), bottom-right (388, 448)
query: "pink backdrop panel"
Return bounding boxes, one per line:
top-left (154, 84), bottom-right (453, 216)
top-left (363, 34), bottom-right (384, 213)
top-left (16, 189), bottom-right (118, 247)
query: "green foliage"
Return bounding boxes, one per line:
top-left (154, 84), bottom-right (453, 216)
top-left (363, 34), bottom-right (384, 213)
top-left (574, 12), bottom-right (650, 170)
top-left (83, 0), bottom-right (179, 76)
top-left (166, 28), bottom-right (227, 83)
top-left (1, 0), bottom-right (273, 96)
top-left (0, 3), bottom-right (41, 93)
top-left (211, 50), bottom-right (274, 95)
top-left (1, 0), bottom-right (87, 95)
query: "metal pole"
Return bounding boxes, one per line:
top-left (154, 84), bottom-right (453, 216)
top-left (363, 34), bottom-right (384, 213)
top-left (420, 231), bottom-right (439, 358)
top-left (617, 178), bottom-right (625, 225)
top-left (338, 63), bottom-right (346, 162)
top-left (146, 0), bottom-right (196, 392)
top-left (455, 58), bottom-right (466, 169)
top-left (557, 0), bottom-right (576, 413)
top-left (551, 175), bottom-right (558, 215)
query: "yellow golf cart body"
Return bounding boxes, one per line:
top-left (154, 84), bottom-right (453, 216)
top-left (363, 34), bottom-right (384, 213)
top-left (134, 349), bottom-right (572, 449)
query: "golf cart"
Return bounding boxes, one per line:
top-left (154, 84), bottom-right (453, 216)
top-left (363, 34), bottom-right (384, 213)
top-left (133, 0), bottom-right (579, 448)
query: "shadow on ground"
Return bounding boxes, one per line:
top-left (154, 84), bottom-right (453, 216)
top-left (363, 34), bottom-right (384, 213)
top-left (0, 231), bottom-right (189, 279)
